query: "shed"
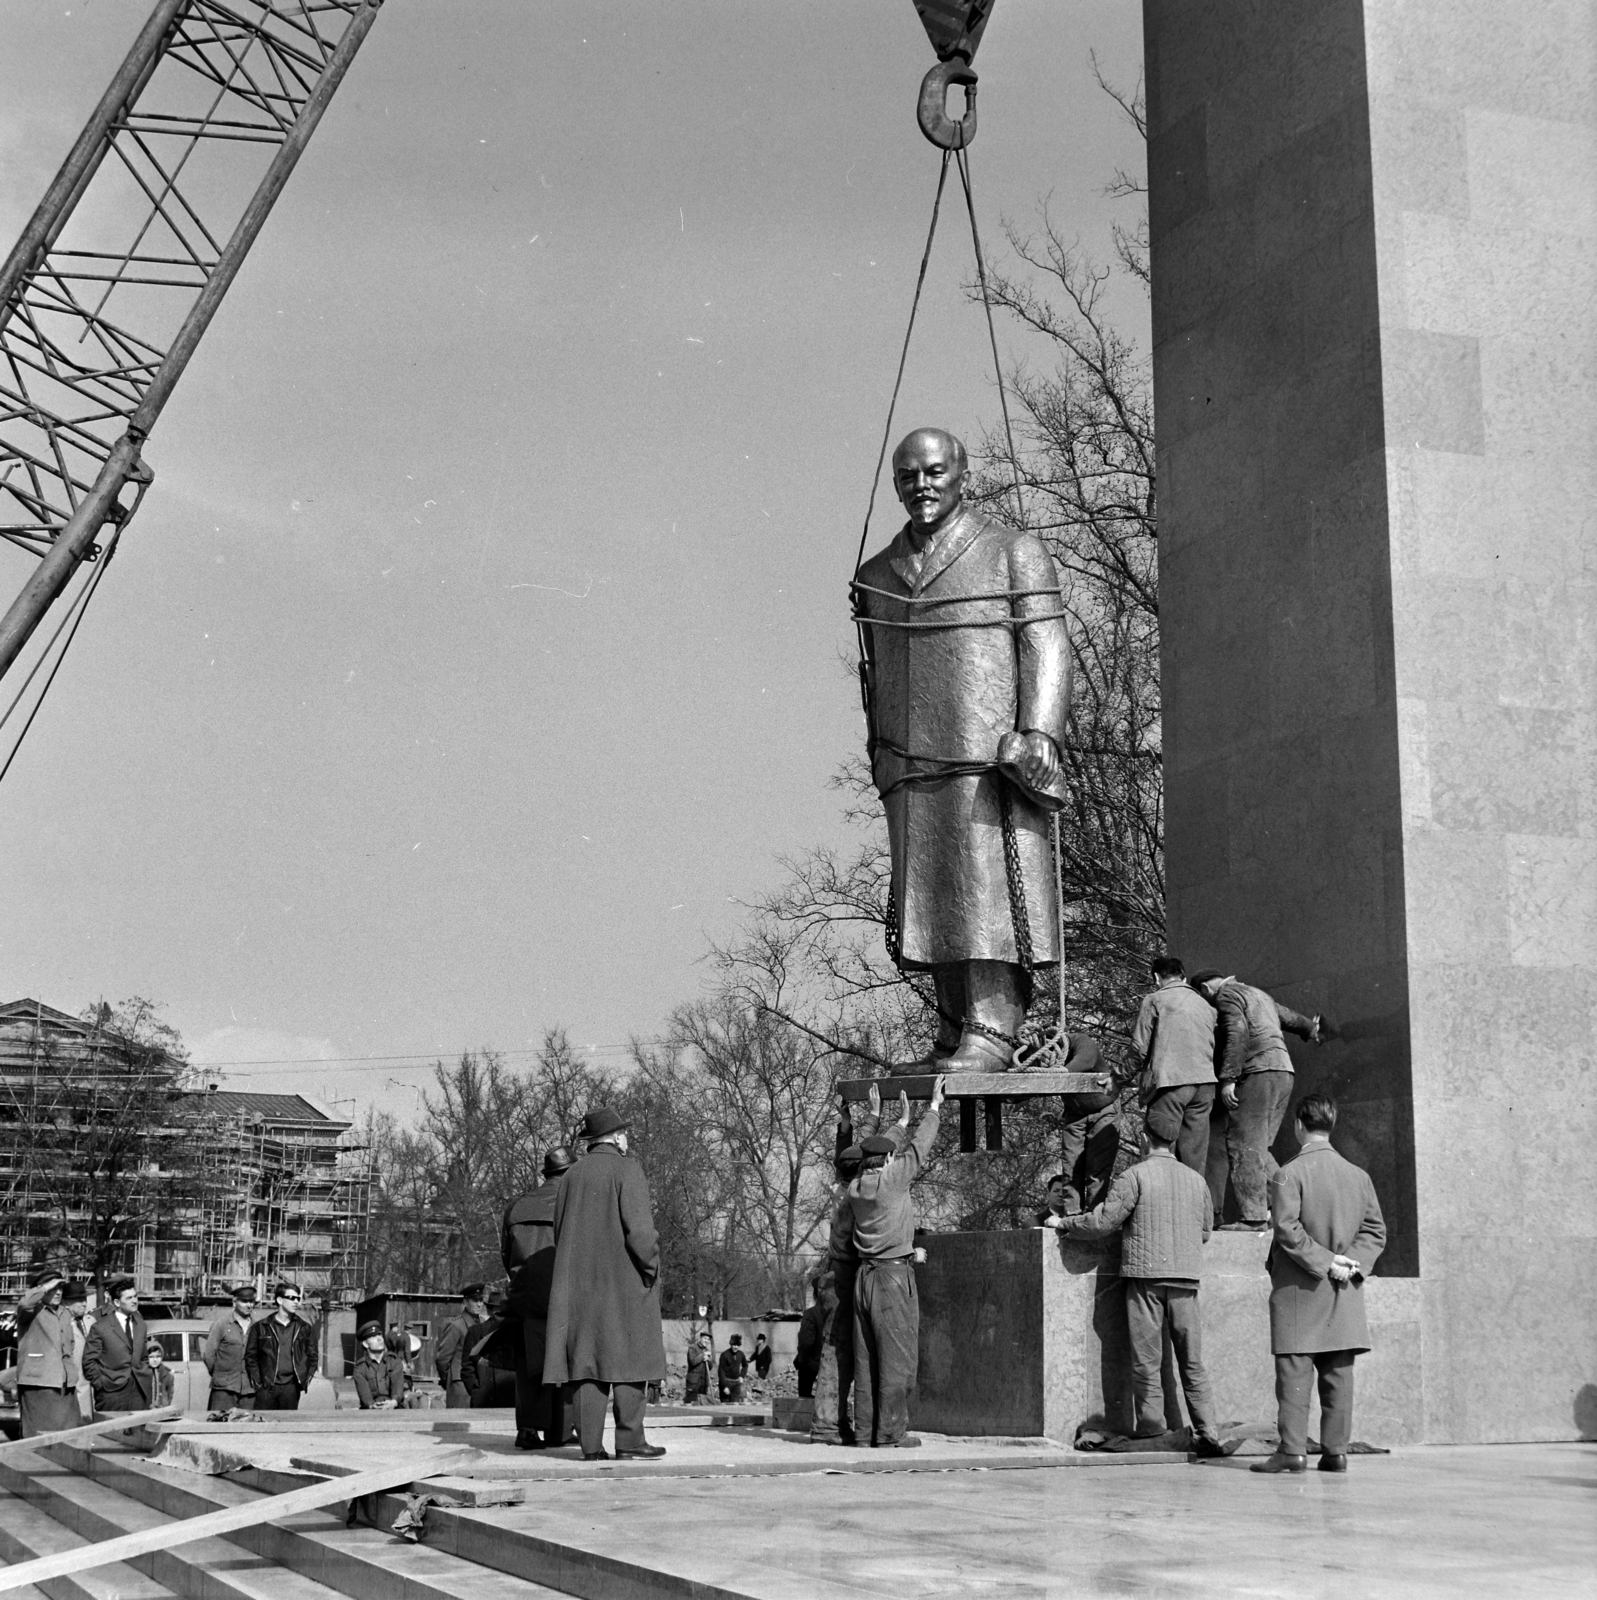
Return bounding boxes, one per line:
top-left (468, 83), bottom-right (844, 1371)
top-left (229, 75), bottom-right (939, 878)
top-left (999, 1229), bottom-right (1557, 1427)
top-left (352, 1292), bottom-right (463, 1384)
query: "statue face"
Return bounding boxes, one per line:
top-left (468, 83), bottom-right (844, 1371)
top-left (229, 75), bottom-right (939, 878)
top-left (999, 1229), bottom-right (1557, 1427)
top-left (893, 432), bottom-right (966, 530)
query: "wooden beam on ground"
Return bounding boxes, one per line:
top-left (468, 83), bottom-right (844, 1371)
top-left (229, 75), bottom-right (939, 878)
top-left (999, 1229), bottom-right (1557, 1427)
top-left (0, 1406), bottom-right (182, 1460)
top-left (837, 1071), bottom-right (1114, 1102)
top-left (0, 1447), bottom-right (473, 1594)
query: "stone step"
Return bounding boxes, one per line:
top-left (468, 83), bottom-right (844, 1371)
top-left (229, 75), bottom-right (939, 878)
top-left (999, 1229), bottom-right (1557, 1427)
top-left (37, 1443), bottom-right (566, 1600)
top-left (0, 1481), bottom-right (167, 1600)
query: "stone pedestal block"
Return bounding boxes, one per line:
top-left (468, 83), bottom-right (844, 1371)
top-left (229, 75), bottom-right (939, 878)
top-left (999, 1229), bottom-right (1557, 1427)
top-left (914, 1229), bottom-right (1422, 1445)
top-left (1143, 0), bottom-right (1596, 1440)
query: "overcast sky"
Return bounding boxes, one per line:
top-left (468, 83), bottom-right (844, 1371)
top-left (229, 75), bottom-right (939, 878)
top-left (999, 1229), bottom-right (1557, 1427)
top-left (0, 0), bottom-right (1146, 1121)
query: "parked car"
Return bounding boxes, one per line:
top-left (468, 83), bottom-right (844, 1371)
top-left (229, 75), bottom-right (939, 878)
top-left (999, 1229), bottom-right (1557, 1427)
top-left (145, 1319), bottom-right (219, 1414)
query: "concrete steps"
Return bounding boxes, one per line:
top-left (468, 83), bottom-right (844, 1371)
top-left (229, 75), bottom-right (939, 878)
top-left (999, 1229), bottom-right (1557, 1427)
top-left (0, 1441), bottom-right (568, 1600)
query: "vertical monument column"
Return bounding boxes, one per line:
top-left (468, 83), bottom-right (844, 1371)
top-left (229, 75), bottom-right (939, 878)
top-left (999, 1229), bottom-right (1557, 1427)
top-left (1143, 0), bottom-right (1595, 1442)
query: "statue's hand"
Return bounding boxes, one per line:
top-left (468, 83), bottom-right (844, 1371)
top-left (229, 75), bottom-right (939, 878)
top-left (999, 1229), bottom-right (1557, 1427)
top-left (1019, 729), bottom-right (1060, 791)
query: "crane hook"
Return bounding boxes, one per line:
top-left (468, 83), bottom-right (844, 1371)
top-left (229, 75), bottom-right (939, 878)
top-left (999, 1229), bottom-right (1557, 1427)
top-left (917, 53), bottom-right (978, 150)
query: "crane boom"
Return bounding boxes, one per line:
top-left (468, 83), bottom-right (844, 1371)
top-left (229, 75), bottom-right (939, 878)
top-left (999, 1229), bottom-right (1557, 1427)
top-left (0, 0), bottom-right (384, 682)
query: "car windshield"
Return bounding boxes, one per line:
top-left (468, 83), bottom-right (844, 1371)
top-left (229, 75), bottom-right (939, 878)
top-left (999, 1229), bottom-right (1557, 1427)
top-left (155, 1332), bottom-right (184, 1363)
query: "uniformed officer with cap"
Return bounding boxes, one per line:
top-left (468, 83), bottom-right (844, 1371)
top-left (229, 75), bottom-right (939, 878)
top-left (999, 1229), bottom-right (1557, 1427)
top-left (434, 1283), bottom-right (487, 1408)
top-left (352, 1319), bottom-right (407, 1409)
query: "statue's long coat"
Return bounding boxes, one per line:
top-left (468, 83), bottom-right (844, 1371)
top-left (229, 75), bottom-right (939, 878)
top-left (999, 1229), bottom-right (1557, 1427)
top-left (542, 1145), bottom-right (667, 1385)
top-left (855, 507), bottom-right (1072, 968)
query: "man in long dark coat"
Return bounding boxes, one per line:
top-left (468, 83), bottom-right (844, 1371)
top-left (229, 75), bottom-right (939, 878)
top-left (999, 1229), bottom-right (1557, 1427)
top-left (501, 1145), bottom-right (572, 1448)
top-left (543, 1107), bottom-right (667, 1460)
top-left (854, 427), bottom-right (1073, 1067)
top-left (1252, 1091), bottom-right (1386, 1475)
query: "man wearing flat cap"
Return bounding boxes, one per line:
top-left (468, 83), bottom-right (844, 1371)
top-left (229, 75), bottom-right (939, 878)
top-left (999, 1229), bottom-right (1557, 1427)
top-left (202, 1284), bottom-right (258, 1413)
top-left (502, 1145), bottom-right (575, 1447)
top-left (544, 1107), bottom-right (668, 1460)
top-left (15, 1268), bottom-right (82, 1436)
top-left (434, 1283), bottom-right (488, 1409)
top-left (352, 1319), bottom-right (407, 1409)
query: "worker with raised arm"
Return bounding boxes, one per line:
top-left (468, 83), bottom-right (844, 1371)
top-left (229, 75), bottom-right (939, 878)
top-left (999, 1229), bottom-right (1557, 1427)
top-left (846, 1074), bottom-right (945, 1449)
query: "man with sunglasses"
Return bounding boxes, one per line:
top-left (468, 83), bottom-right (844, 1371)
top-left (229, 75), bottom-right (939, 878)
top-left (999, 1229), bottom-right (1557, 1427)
top-left (245, 1281), bottom-right (318, 1410)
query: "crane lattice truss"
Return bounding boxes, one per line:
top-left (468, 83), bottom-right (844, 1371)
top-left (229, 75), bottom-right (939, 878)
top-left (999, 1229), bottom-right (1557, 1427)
top-left (0, 0), bottom-right (381, 677)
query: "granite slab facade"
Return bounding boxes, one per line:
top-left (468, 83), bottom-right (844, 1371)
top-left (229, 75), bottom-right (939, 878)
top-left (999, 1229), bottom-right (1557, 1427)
top-left (913, 1229), bottom-right (1423, 1445)
top-left (1142, 0), bottom-right (1596, 1440)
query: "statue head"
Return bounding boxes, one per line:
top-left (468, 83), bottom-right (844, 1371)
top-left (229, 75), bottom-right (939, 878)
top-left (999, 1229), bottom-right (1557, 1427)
top-left (892, 428), bottom-right (968, 532)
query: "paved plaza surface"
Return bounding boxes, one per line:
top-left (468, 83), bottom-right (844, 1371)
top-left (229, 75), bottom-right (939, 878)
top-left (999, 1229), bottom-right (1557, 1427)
top-left (454, 1440), bottom-right (1594, 1600)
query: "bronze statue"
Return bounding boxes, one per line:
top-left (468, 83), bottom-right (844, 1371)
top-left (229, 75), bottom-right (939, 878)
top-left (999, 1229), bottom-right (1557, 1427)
top-left (853, 428), bottom-right (1071, 1068)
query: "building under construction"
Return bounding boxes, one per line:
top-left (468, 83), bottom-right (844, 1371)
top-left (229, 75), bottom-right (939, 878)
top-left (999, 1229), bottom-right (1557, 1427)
top-left (0, 999), bottom-right (370, 1308)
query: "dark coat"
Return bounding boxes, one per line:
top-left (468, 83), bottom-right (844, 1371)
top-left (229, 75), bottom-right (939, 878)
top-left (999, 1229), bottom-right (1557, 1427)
top-left (82, 1309), bottom-right (151, 1408)
top-left (502, 1176), bottom-right (563, 1321)
top-left (543, 1144), bottom-right (666, 1384)
top-left (244, 1313), bottom-right (317, 1391)
top-left (856, 508), bottom-right (1072, 968)
top-left (1268, 1143), bottom-right (1387, 1354)
top-left (718, 1347), bottom-right (748, 1382)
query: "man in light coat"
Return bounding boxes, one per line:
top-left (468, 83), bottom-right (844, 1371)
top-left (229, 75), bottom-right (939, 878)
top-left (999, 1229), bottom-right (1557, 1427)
top-left (15, 1269), bottom-right (82, 1436)
top-left (543, 1107), bottom-right (667, 1461)
top-left (1252, 1091), bottom-right (1386, 1474)
top-left (1057, 1112), bottom-right (1226, 1455)
top-left (854, 428), bottom-right (1072, 1067)
top-left (202, 1284), bottom-right (257, 1412)
top-left (82, 1277), bottom-right (151, 1415)
top-left (62, 1281), bottom-right (94, 1421)
top-left (1131, 957), bottom-right (1218, 1177)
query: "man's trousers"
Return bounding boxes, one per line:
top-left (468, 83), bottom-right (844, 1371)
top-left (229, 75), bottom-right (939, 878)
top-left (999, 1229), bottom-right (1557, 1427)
top-left (809, 1262), bottom-right (858, 1442)
top-left (1143, 1083), bottom-right (1214, 1178)
top-left (1059, 1093), bottom-right (1122, 1211)
top-left (252, 1380), bottom-right (301, 1411)
top-left (1222, 1070), bottom-right (1293, 1222)
top-left (1124, 1281), bottom-right (1218, 1441)
top-left (514, 1317), bottom-right (567, 1442)
top-left (1275, 1350), bottom-right (1355, 1456)
top-left (852, 1258), bottom-right (918, 1447)
top-left (570, 1379), bottom-right (647, 1455)
top-left (208, 1387), bottom-right (251, 1413)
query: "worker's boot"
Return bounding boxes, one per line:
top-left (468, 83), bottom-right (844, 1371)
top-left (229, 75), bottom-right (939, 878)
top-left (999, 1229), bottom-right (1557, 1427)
top-left (943, 961), bottom-right (1027, 1071)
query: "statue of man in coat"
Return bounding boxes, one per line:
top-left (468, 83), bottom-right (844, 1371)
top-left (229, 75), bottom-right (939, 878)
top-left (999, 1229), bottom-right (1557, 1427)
top-left (542, 1107), bottom-right (668, 1461)
top-left (853, 427), bottom-right (1072, 1066)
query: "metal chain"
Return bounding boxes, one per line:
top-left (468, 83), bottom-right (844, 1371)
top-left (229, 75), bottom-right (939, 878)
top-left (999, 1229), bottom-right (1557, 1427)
top-left (997, 780), bottom-right (1034, 969)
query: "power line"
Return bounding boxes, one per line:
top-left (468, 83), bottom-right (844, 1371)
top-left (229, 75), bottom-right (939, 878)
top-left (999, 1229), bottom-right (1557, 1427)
top-left (197, 1042), bottom-right (654, 1076)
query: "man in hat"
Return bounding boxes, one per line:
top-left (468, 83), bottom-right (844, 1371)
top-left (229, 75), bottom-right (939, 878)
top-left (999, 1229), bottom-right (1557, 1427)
top-left (847, 1075), bottom-right (945, 1448)
top-left (543, 1106), bottom-right (668, 1460)
top-left (1252, 1092), bottom-right (1386, 1475)
top-left (810, 1087), bottom-right (908, 1445)
top-left (1190, 970), bottom-right (1323, 1230)
top-left (352, 1319), bottom-right (407, 1409)
top-left (1056, 1114), bottom-right (1226, 1455)
top-left (434, 1284), bottom-right (488, 1409)
top-left (717, 1334), bottom-right (748, 1403)
top-left (464, 1287), bottom-right (518, 1408)
top-left (244, 1281), bottom-right (317, 1410)
top-left (15, 1269), bottom-right (82, 1436)
top-left (853, 427), bottom-right (1073, 1068)
top-left (82, 1277), bottom-right (152, 1415)
top-left (684, 1330), bottom-right (711, 1403)
top-left (202, 1284), bottom-right (258, 1413)
top-left (502, 1146), bottom-right (574, 1447)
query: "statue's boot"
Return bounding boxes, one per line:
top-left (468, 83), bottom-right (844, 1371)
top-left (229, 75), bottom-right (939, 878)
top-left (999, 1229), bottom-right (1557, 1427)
top-left (942, 961), bottom-right (1027, 1071)
top-left (907, 967), bottom-right (964, 1068)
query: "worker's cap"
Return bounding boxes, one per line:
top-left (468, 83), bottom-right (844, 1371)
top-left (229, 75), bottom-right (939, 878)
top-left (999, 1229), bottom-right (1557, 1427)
top-left (543, 1144), bottom-right (574, 1178)
top-left (860, 1134), bottom-right (897, 1156)
top-left (1144, 1096), bottom-right (1185, 1143)
top-left (580, 1106), bottom-right (628, 1141)
top-left (106, 1275), bottom-right (137, 1298)
top-left (229, 1284), bottom-right (258, 1303)
top-left (61, 1281), bottom-right (89, 1305)
top-left (836, 1144), bottom-right (865, 1168)
top-left (27, 1266), bottom-right (65, 1289)
top-left (459, 1282), bottom-right (486, 1302)
top-left (357, 1320), bottom-right (383, 1341)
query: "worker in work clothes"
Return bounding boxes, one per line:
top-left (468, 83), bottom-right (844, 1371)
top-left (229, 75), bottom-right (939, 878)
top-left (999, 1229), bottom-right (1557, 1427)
top-left (1190, 971), bottom-right (1323, 1229)
top-left (684, 1332), bottom-right (711, 1403)
top-left (847, 1075), bottom-right (945, 1448)
top-left (243, 1281), bottom-right (317, 1409)
top-left (15, 1269), bottom-right (82, 1437)
top-left (717, 1335), bottom-right (749, 1402)
top-left (352, 1319), bottom-right (407, 1408)
top-left (433, 1283), bottom-right (488, 1409)
top-left (810, 1087), bottom-right (908, 1445)
top-left (201, 1284), bottom-right (257, 1413)
top-left (502, 1146), bottom-right (574, 1447)
top-left (1131, 955), bottom-right (1217, 1177)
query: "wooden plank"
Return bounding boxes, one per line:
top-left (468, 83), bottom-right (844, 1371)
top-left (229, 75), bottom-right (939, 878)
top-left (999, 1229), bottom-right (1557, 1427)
top-left (837, 1071), bottom-right (1114, 1102)
top-left (0, 1406), bottom-right (181, 1460)
top-left (0, 1447), bottom-right (473, 1594)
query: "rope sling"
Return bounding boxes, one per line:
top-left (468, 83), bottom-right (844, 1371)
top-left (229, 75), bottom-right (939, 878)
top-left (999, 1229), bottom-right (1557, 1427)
top-left (851, 27), bottom-right (1072, 1065)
